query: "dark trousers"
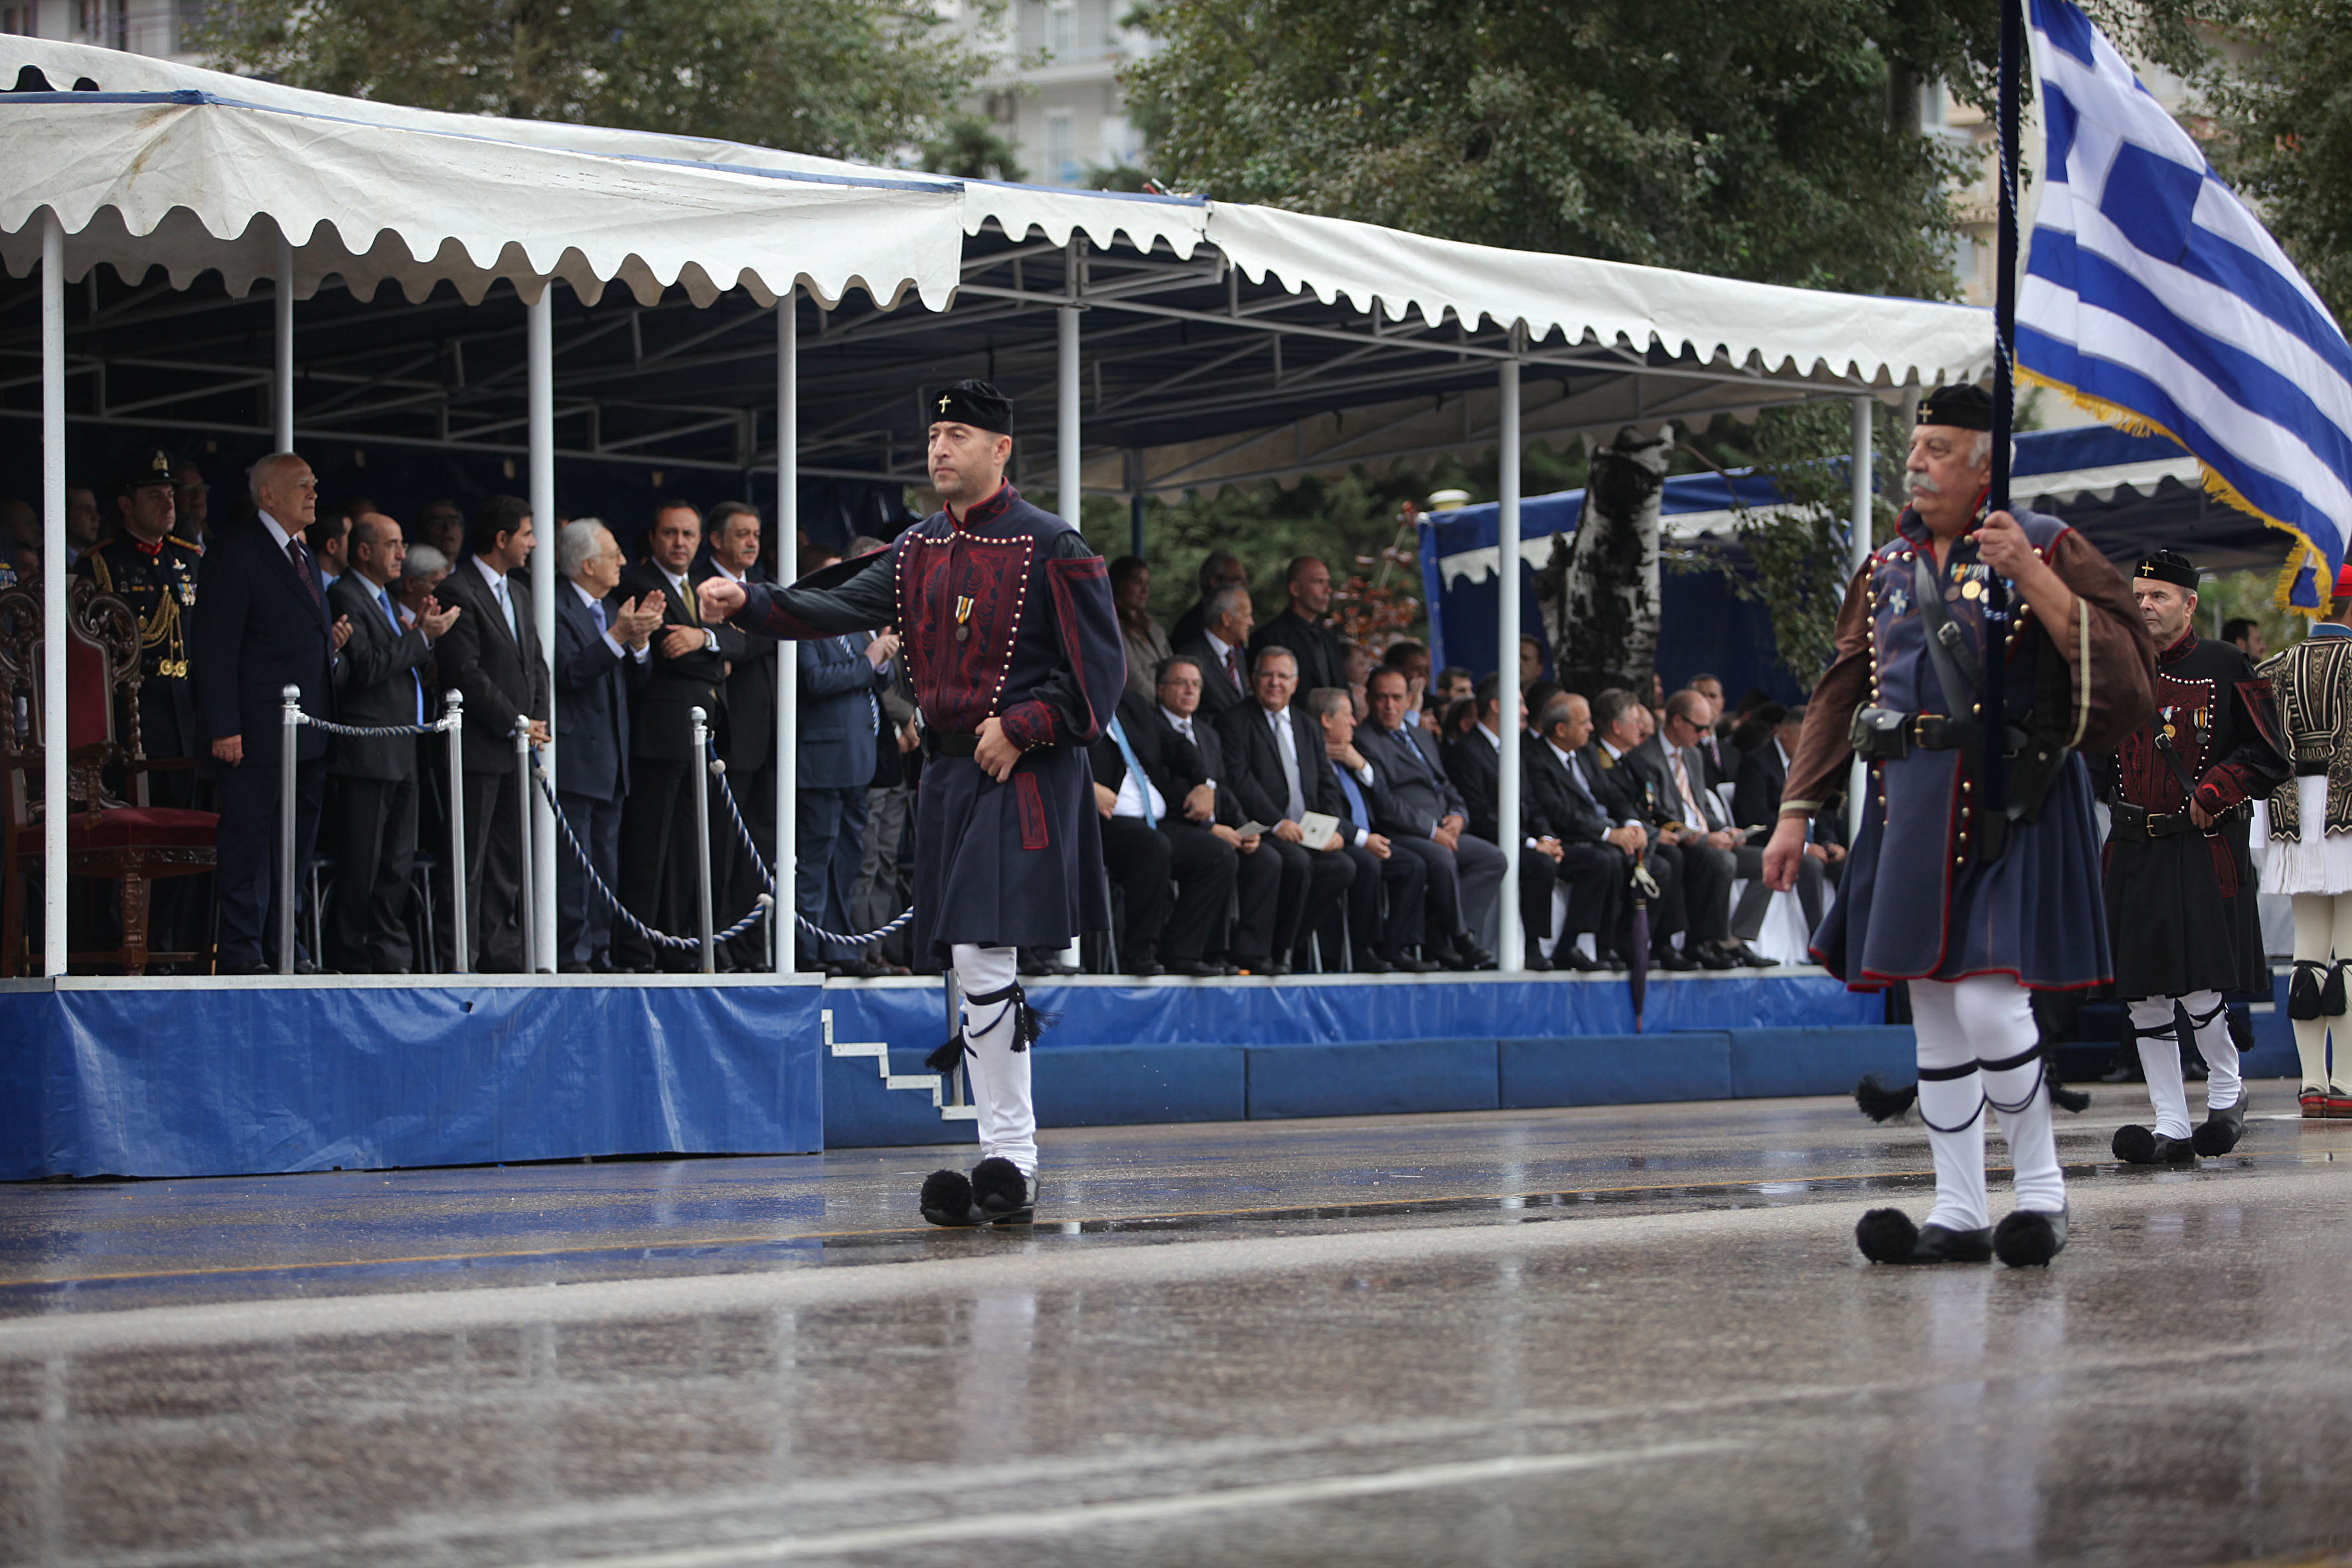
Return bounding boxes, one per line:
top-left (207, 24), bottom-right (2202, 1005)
top-left (1223, 834), bottom-right (1286, 963)
top-left (1387, 831), bottom-right (1506, 944)
top-left (461, 766), bottom-right (528, 972)
top-left (1525, 842), bottom-right (1626, 944)
top-left (1335, 840), bottom-right (1426, 955)
top-left (327, 774), bottom-right (418, 973)
top-left (1674, 840), bottom-right (1739, 946)
top-left (720, 759), bottom-right (776, 966)
top-left (213, 756), bottom-right (324, 971)
top-left (615, 758), bottom-right (698, 971)
top-left (1623, 842), bottom-right (1686, 957)
top-left (1103, 816), bottom-right (1237, 963)
top-left (556, 788), bottom-right (624, 969)
top-left (795, 783), bottom-right (868, 964)
top-left (1261, 834), bottom-right (1355, 960)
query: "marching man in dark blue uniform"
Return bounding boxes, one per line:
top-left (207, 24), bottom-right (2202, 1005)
top-left (698, 382), bottom-right (1122, 1227)
top-left (1766, 383), bottom-right (2154, 1267)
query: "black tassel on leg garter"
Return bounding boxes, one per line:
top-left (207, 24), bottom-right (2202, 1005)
top-left (924, 980), bottom-right (1056, 1073)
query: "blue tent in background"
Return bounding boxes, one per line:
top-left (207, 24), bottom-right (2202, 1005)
top-left (1419, 424), bottom-right (2242, 700)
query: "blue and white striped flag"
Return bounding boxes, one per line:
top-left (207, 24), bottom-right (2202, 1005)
top-left (2018, 0), bottom-right (2352, 611)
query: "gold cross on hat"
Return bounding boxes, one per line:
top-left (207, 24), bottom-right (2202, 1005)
top-left (937, 394), bottom-right (952, 412)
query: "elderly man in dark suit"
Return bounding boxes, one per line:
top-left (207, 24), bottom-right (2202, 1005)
top-left (612, 502), bottom-right (728, 972)
top-left (1357, 665), bottom-right (1502, 969)
top-left (191, 451), bottom-right (351, 973)
top-left (433, 495), bottom-right (552, 973)
top-left (1174, 583), bottom-right (1253, 721)
top-left (324, 512), bottom-right (456, 973)
top-left (1166, 549), bottom-right (1247, 653)
top-left (1305, 686), bottom-right (1433, 972)
top-left (1522, 692), bottom-right (1644, 971)
top-left (1630, 687), bottom-right (1774, 967)
top-left (1249, 556), bottom-right (1344, 698)
top-left (1215, 645), bottom-right (1357, 974)
top-left (699, 501), bottom-right (781, 967)
top-left (1583, 687), bottom-right (1719, 972)
top-left (1148, 654), bottom-right (1281, 972)
top-left (1089, 682), bottom-right (1237, 977)
top-left (793, 544), bottom-right (899, 976)
top-left (1732, 702), bottom-right (1841, 935)
top-left (552, 519), bottom-right (660, 973)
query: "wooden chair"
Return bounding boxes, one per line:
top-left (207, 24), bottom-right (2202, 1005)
top-left (0, 579), bottom-right (219, 975)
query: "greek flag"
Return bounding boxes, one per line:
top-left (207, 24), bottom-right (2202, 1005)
top-left (2018, 0), bottom-right (2352, 609)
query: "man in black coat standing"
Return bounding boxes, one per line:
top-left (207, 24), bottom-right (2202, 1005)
top-left (191, 451), bottom-right (351, 973)
top-left (613, 502), bottom-right (728, 972)
top-left (325, 513), bottom-right (456, 973)
top-left (700, 501), bottom-right (780, 967)
top-left (552, 519), bottom-right (660, 972)
top-left (433, 495), bottom-right (551, 973)
top-left (1247, 556), bottom-right (1344, 698)
top-left (1215, 645), bottom-right (1356, 974)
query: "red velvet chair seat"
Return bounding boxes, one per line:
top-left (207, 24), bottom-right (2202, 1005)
top-left (12, 808), bottom-right (220, 853)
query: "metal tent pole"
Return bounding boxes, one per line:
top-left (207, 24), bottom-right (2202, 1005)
top-left (775, 295), bottom-right (799, 975)
top-left (512, 720), bottom-right (536, 973)
top-left (1496, 349), bottom-right (1524, 972)
top-left (445, 691), bottom-right (470, 973)
top-left (1849, 395), bottom-right (1875, 845)
top-left (274, 234), bottom-right (293, 450)
top-left (527, 289), bottom-right (557, 971)
top-left (39, 212), bottom-right (66, 977)
top-left (692, 706), bottom-right (715, 974)
top-left (277, 686), bottom-right (300, 974)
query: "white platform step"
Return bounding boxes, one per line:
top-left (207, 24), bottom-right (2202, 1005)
top-left (824, 1010), bottom-right (975, 1119)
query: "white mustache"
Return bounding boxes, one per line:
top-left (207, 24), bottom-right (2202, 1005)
top-left (1904, 471), bottom-right (1942, 498)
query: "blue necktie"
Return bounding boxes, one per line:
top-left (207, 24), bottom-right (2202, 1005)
top-left (379, 587), bottom-right (423, 724)
top-left (592, 597), bottom-right (607, 637)
top-left (1107, 716), bottom-right (1156, 829)
top-left (1334, 761), bottom-right (1370, 831)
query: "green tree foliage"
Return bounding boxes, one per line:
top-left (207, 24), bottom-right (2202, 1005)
top-left (2197, 0), bottom-right (2352, 328)
top-left (1125, 0), bottom-right (1996, 295)
top-left (921, 112), bottom-right (1028, 181)
top-left (195, 0), bottom-right (1000, 164)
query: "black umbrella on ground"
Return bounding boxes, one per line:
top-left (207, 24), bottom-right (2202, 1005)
top-left (1627, 852), bottom-right (1659, 1032)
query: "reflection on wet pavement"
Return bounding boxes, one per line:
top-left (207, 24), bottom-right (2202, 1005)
top-left (5, 1085), bottom-right (2352, 1566)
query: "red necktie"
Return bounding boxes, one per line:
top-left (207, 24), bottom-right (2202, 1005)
top-left (1225, 645), bottom-right (1244, 691)
top-left (288, 537), bottom-right (321, 612)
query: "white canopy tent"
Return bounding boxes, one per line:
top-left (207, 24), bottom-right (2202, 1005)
top-left (4, 36), bottom-right (1996, 979)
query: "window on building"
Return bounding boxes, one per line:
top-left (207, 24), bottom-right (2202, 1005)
top-left (1048, 1), bottom-right (1074, 61)
top-left (1045, 109), bottom-right (1074, 185)
top-left (0, 2), bottom-right (34, 33)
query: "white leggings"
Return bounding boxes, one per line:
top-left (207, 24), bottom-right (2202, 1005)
top-left (952, 943), bottom-right (1037, 1174)
top-left (2124, 990), bottom-right (2242, 1138)
top-left (2290, 893), bottom-right (2352, 1091)
top-left (1910, 976), bottom-right (2065, 1231)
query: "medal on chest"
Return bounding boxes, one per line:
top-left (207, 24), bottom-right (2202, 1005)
top-left (956, 595), bottom-right (974, 643)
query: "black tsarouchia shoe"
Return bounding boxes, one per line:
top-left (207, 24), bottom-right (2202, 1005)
top-left (2112, 1124), bottom-right (2199, 1164)
top-left (1855, 1208), bottom-right (1993, 1265)
top-left (919, 1157), bottom-right (1040, 1227)
top-left (1993, 1207), bottom-right (2069, 1267)
top-left (2192, 1093), bottom-right (2250, 1156)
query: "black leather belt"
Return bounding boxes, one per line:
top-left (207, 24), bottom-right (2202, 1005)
top-left (2111, 799), bottom-right (2250, 838)
top-left (1851, 705), bottom-right (1984, 760)
top-left (925, 731), bottom-right (980, 759)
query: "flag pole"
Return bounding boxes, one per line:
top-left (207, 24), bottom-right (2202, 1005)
top-left (1985, 0), bottom-right (2023, 821)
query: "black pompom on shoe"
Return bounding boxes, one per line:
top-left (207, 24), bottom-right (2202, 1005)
top-left (2191, 1093), bottom-right (2248, 1156)
top-left (2112, 1123), bottom-right (2157, 1164)
top-left (1856, 1207), bottom-right (1920, 1264)
top-left (920, 1168), bottom-right (980, 1227)
top-left (1994, 1208), bottom-right (2068, 1267)
top-left (970, 1156), bottom-right (1037, 1224)
top-left (1854, 1073), bottom-right (1918, 1124)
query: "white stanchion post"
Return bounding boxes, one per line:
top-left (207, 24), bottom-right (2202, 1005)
top-left (274, 234), bottom-right (294, 451)
top-left (512, 719), bottom-right (535, 974)
top-left (692, 706), bottom-right (715, 975)
top-left (277, 685), bottom-right (300, 975)
top-left (775, 297), bottom-right (799, 976)
top-left (528, 289), bottom-right (557, 972)
top-left (1849, 395), bottom-right (1874, 845)
top-left (1496, 351), bottom-right (1524, 972)
top-left (445, 692), bottom-right (470, 973)
top-left (39, 212), bottom-right (66, 977)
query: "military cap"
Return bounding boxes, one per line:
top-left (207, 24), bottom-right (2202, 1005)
top-left (1917, 383), bottom-right (1996, 431)
top-left (2135, 550), bottom-right (2199, 590)
top-left (116, 444), bottom-right (177, 495)
top-left (927, 380), bottom-right (1013, 437)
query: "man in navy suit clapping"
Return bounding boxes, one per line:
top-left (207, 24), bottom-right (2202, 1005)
top-left (552, 520), bottom-right (662, 972)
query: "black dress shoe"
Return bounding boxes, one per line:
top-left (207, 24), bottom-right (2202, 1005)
top-left (1162, 958), bottom-right (1223, 977)
top-left (1693, 945), bottom-right (1739, 971)
top-left (1261, 959), bottom-right (1291, 977)
top-left (1520, 948), bottom-right (1553, 973)
top-left (1381, 947), bottom-right (1440, 973)
top-left (1123, 958), bottom-right (1165, 979)
top-left (1557, 949), bottom-right (1606, 973)
top-left (1598, 950), bottom-right (1632, 973)
top-left (1352, 949), bottom-right (1395, 975)
top-left (559, 961), bottom-right (591, 974)
top-left (1652, 948), bottom-right (1698, 971)
top-left (1729, 944), bottom-right (1776, 969)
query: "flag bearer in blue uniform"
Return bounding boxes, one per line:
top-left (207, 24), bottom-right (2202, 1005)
top-left (699, 382), bottom-right (1123, 1227)
top-left (1765, 384), bottom-right (2154, 1267)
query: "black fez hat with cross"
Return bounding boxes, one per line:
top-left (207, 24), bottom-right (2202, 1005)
top-left (928, 380), bottom-right (1013, 437)
top-left (2136, 549), bottom-right (2200, 591)
top-left (1917, 382), bottom-right (1996, 431)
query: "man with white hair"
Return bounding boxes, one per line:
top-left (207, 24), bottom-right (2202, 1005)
top-left (552, 518), bottom-right (663, 972)
top-left (1766, 383), bottom-right (2154, 1267)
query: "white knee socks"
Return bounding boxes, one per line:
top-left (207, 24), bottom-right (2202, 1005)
top-left (1912, 976), bottom-right (2065, 1229)
top-left (951, 942), bottom-right (1038, 1175)
top-left (2289, 892), bottom-right (2352, 1092)
top-left (2126, 990), bottom-right (2242, 1134)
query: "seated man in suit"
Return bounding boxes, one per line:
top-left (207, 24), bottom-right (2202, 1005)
top-left (325, 512), bottom-right (457, 973)
top-left (1215, 645), bottom-right (1356, 975)
top-left (552, 520), bottom-right (660, 973)
top-left (1641, 687), bottom-right (1774, 967)
top-left (1358, 665), bottom-right (1502, 969)
top-left (1306, 686), bottom-right (1433, 973)
top-left (1148, 655), bottom-right (1281, 973)
top-left (1523, 693), bottom-right (1643, 971)
top-left (1440, 675), bottom-right (1569, 960)
top-left (1732, 702), bottom-right (1841, 935)
top-left (1175, 583), bottom-right (1254, 721)
top-left (1583, 687), bottom-right (1719, 971)
top-left (1089, 684), bottom-right (1238, 977)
